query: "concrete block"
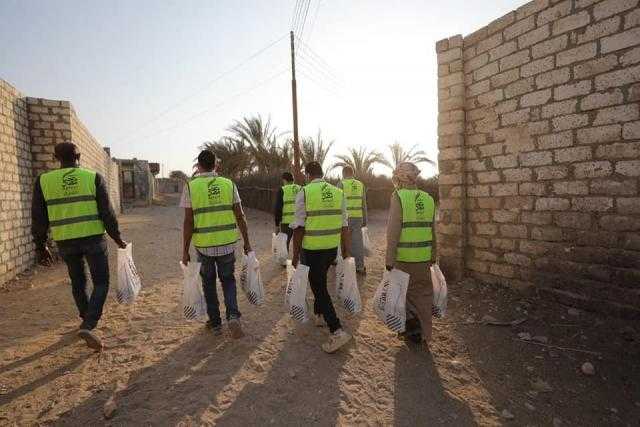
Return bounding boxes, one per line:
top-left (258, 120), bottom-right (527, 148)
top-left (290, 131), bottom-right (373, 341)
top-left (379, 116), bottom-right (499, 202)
top-left (591, 178), bottom-right (637, 195)
top-left (593, 104), bottom-right (639, 125)
top-left (572, 196), bottom-right (614, 212)
top-left (531, 226), bottom-right (564, 241)
top-left (502, 108), bottom-right (530, 126)
top-left (617, 197), bottom-right (640, 214)
top-left (536, 197), bottom-right (571, 210)
top-left (577, 16), bottom-right (621, 44)
top-left (504, 15), bottom-right (536, 40)
top-left (593, 0), bottom-right (639, 21)
top-left (553, 180), bottom-right (589, 195)
top-left (517, 0), bottom-right (550, 20)
top-left (595, 64), bottom-right (640, 90)
top-left (599, 214), bottom-right (640, 231)
top-left (621, 47), bottom-right (640, 67)
top-left (493, 154), bottom-right (519, 169)
top-left (596, 142), bottom-right (640, 158)
top-left (521, 211), bottom-right (553, 225)
top-left (553, 11), bottom-right (591, 35)
top-left (556, 42), bottom-right (597, 67)
top-left (552, 114), bottom-right (589, 131)
top-left (521, 88), bottom-right (553, 106)
top-left (623, 121), bottom-right (640, 139)
top-left (581, 89), bottom-right (624, 110)
top-left (505, 77), bottom-right (535, 98)
top-left (492, 183), bottom-right (519, 196)
top-left (555, 146), bottom-right (592, 163)
top-left (625, 7), bottom-right (640, 28)
top-left (504, 167), bottom-right (533, 182)
top-left (535, 67), bottom-right (571, 88)
top-left (499, 49), bottom-right (531, 71)
top-left (519, 25), bottom-right (551, 49)
top-left (574, 55), bottom-right (619, 80)
top-left (521, 55), bottom-right (555, 77)
top-left (504, 252), bottom-right (532, 267)
top-left (520, 150), bottom-right (553, 166)
top-left (491, 68), bottom-right (520, 88)
top-left (577, 124), bottom-right (621, 144)
top-left (554, 80), bottom-right (592, 100)
top-left (437, 48), bottom-right (463, 65)
top-left (554, 212), bottom-right (592, 229)
top-left (477, 170), bottom-right (502, 183)
top-left (488, 41), bottom-right (518, 62)
top-left (488, 11), bottom-right (517, 35)
top-left (615, 160), bottom-right (640, 176)
top-left (573, 161), bottom-right (613, 178)
top-left (520, 182), bottom-right (547, 195)
top-left (532, 34), bottom-right (568, 58)
top-left (602, 27), bottom-right (640, 54)
top-left (537, 0), bottom-right (572, 26)
top-left (501, 224), bottom-right (528, 238)
top-left (477, 32), bottom-right (504, 54)
top-left (541, 99), bottom-right (578, 118)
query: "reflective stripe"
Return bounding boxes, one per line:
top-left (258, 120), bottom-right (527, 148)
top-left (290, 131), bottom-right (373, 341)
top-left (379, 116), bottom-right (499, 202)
top-left (50, 214), bottom-right (101, 227)
top-left (305, 228), bottom-right (342, 236)
top-left (347, 207), bottom-right (361, 210)
top-left (192, 204), bottom-right (233, 215)
top-left (402, 221), bottom-right (433, 228)
top-left (283, 201), bottom-right (295, 205)
top-left (306, 209), bottom-right (342, 217)
top-left (346, 196), bottom-right (363, 200)
top-left (193, 223), bottom-right (237, 234)
top-left (45, 195), bottom-right (96, 206)
top-left (397, 241), bottom-right (432, 248)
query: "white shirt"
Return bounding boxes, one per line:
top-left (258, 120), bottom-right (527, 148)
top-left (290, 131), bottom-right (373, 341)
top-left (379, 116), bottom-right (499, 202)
top-left (180, 172), bottom-right (243, 257)
top-left (290, 178), bottom-right (349, 229)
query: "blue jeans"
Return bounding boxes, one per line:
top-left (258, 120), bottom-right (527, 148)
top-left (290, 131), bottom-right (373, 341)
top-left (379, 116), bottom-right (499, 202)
top-left (198, 251), bottom-right (241, 325)
top-left (58, 235), bottom-right (109, 330)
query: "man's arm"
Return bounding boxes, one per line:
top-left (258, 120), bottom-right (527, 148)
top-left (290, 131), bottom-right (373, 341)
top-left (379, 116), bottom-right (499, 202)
top-left (233, 203), bottom-right (252, 254)
top-left (290, 190), bottom-right (306, 267)
top-left (31, 177), bottom-right (53, 265)
top-left (95, 174), bottom-right (126, 248)
top-left (291, 227), bottom-right (304, 267)
top-left (274, 187), bottom-right (283, 228)
top-left (362, 186), bottom-right (368, 227)
top-left (385, 192), bottom-right (402, 270)
top-left (182, 207), bottom-right (194, 264)
top-left (340, 194), bottom-right (351, 258)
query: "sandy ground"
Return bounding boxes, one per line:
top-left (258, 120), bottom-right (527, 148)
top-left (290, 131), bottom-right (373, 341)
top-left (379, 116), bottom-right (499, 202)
top-left (0, 199), bottom-right (638, 426)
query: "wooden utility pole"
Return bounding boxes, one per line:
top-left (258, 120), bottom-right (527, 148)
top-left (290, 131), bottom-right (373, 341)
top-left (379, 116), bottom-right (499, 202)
top-left (290, 31), bottom-right (303, 184)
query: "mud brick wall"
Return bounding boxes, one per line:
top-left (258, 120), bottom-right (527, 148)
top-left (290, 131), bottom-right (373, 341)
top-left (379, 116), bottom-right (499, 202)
top-left (436, 0), bottom-right (640, 316)
top-left (27, 98), bottom-right (121, 213)
top-left (0, 80), bottom-right (35, 284)
top-left (0, 79), bottom-right (122, 286)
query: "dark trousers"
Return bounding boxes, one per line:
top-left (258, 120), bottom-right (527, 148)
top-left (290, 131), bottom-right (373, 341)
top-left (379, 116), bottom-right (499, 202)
top-left (301, 248), bottom-right (342, 333)
top-left (58, 236), bottom-right (110, 330)
top-left (280, 223), bottom-right (294, 250)
top-left (198, 251), bottom-right (241, 326)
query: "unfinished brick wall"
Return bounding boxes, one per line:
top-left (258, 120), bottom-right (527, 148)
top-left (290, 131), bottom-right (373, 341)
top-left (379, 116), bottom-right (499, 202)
top-left (436, 0), bottom-right (640, 316)
top-left (0, 80), bottom-right (35, 284)
top-left (0, 79), bottom-right (122, 286)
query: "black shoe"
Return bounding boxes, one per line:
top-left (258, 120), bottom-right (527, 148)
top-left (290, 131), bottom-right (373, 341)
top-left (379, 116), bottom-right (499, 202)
top-left (206, 320), bottom-right (223, 335)
top-left (78, 329), bottom-right (103, 351)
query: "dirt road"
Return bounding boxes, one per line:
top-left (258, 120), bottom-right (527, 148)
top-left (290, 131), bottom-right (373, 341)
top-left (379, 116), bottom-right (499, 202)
top-left (0, 201), bottom-right (638, 426)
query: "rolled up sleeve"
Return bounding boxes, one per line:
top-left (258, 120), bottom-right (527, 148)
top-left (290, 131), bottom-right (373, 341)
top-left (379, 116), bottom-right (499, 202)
top-left (290, 190), bottom-right (306, 229)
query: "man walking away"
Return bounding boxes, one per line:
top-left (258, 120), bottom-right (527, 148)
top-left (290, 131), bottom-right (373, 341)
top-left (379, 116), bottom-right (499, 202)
top-left (32, 142), bottom-right (127, 351)
top-left (339, 166), bottom-right (368, 274)
top-left (291, 161), bottom-right (352, 354)
top-left (273, 172), bottom-right (301, 250)
top-left (181, 150), bottom-right (253, 339)
top-left (385, 162), bottom-right (436, 351)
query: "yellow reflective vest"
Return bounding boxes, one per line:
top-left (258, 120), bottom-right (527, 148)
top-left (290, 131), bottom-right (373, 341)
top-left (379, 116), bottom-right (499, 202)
top-left (302, 181), bottom-right (343, 250)
top-left (395, 188), bottom-right (435, 262)
top-left (188, 176), bottom-right (238, 248)
top-left (341, 178), bottom-right (364, 218)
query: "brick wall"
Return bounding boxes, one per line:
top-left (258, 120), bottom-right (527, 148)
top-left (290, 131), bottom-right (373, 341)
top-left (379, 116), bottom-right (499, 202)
top-left (0, 80), bottom-right (35, 284)
top-left (0, 80), bottom-right (122, 286)
top-left (436, 0), bottom-right (640, 316)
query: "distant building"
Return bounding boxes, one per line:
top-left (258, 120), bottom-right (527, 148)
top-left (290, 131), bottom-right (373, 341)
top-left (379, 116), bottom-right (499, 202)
top-left (115, 158), bottom-right (158, 207)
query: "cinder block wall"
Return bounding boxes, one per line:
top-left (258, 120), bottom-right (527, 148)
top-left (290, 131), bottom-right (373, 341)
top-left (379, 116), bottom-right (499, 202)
top-left (0, 81), bottom-right (35, 284)
top-left (0, 79), bottom-right (121, 286)
top-left (436, 0), bottom-right (640, 316)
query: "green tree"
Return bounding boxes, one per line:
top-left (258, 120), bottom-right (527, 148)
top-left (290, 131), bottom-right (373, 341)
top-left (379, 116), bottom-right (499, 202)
top-left (169, 170), bottom-right (189, 181)
top-left (300, 130), bottom-right (334, 169)
top-left (200, 137), bottom-right (252, 179)
top-left (332, 147), bottom-right (386, 181)
top-left (383, 142), bottom-right (435, 170)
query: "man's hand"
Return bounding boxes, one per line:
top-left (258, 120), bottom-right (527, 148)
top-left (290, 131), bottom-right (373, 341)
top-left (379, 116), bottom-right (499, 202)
top-left (38, 247), bottom-right (54, 266)
top-left (385, 264), bottom-right (393, 271)
top-left (182, 251), bottom-right (191, 266)
top-left (115, 238), bottom-right (128, 249)
top-left (243, 243), bottom-right (252, 255)
top-left (291, 254), bottom-right (299, 268)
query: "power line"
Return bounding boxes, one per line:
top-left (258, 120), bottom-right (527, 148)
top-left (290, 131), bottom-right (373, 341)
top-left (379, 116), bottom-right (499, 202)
top-left (295, 35), bottom-right (340, 79)
top-left (305, 0), bottom-right (322, 44)
top-left (296, 49), bottom-right (343, 87)
top-left (297, 68), bottom-right (342, 97)
top-left (296, 54), bottom-right (343, 90)
top-left (291, 0), bottom-right (303, 33)
top-left (114, 32), bottom-right (288, 144)
top-left (298, 0), bottom-right (312, 40)
top-left (130, 67), bottom-right (289, 144)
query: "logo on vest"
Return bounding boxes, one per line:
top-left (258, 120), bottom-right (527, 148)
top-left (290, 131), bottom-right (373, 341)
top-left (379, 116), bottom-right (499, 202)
top-left (415, 193), bottom-right (425, 216)
top-left (321, 184), bottom-right (334, 202)
top-left (62, 169), bottom-right (79, 195)
top-left (207, 180), bottom-right (221, 201)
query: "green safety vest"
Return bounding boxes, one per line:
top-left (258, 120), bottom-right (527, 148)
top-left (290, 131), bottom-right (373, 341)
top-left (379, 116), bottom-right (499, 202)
top-left (341, 178), bottom-right (364, 218)
top-left (188, 176), bottom-right (238, 248)
top-left (396, 188), bottom-right (435, 263)
top-left (281, 183), bottom-right (302, 224)
top-left (40, 167), bottom-right (105, 241)
top-left (302, 181), bottom-right (344, 250)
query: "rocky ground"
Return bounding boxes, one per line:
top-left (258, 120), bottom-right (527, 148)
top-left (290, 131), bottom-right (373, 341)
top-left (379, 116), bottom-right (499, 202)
top-left (0, 198), bottom-right (638, 426)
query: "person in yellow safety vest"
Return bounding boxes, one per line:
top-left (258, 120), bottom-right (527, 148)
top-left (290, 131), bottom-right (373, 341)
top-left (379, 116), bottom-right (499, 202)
top-left (385, 162), bottom-right (436, 351)
top-left (274, 171), bottom-right (301, 250)
top-left (338, 166), bottom-right (368, 274)
top-left (31, 142), bottom-right (127, 351)
top-left (181, 150), bottom-right (253, 339)
top-left (291, 161), bottom-right (353, 354)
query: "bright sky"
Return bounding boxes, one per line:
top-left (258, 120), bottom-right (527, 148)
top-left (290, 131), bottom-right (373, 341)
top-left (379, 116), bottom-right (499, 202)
top-left (1, 0), bottom-right (523, 177)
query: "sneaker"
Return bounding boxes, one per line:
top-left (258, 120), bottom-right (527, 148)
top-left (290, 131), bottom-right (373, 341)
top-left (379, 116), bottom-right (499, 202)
top-left (314, 314), bottom-right (325, 327)
top-left (356, 267), bottom-right (367, 275)
top-left (77, 329), bottom-right (103, 351)
top-left (322, 329), bottom-right (352, 354)
top-left (206, 320), bottom-right (223, 336)
top-left (228, 318), bottom-right (245, 339)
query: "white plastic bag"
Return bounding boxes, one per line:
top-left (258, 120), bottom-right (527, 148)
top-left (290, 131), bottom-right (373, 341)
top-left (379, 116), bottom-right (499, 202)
top-left (116, 243), bottom-right (142, 304)
top-left (285, 264), bottom-right (310, 322)
top-left (362, 227), bottom-right (372, 257)
top-left (335, 257), bottom-right (361, 315)
top-left (430, 264), bottom-right (448, 318)
top-left (241, 251), bottom-right (265, 305)
top-left (181, 262), bottom-right (207, 320)
top-left (372, 269), bottom-right (410, 333)
top-left (272, 232), bottom-right (288, 265)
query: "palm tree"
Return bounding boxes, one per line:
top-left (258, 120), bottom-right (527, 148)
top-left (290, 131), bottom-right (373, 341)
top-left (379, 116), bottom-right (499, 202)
top-left (169, 170), bottom-right (189, 181)
top-left (332, 147), bottom-right (386, 180)
top-left (200, 137), bottom-right (251, 179)
top-left (227, 115), bottom-right (289, 175)
top-left (300, 130), bottom-right (334, 169)
top-left (383, 142), bottom-right (435, 170)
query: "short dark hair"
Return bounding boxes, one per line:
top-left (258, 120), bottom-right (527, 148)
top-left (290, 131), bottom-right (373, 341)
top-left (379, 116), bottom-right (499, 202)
top-left (197, 150), bottom-right (216, 171)
top-left (342, 166), bottom-right (354, 176)
top-left (281, 172), bottom-right (294, 182)
top-left (305, 161), bottom-right (323, 177)
top-left (54, 142), bottom-right (79, 163)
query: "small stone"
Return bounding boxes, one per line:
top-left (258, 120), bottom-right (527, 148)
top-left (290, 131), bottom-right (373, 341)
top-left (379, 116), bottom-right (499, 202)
top-left (517, 332), bottom-right (532, 341)
top-left (532, 336), bottom-right (548, 343)
top-left (568, 308), bottom-right (580, 316)
top-left (526, 366), bottom-right (534, 372)
top-left (531, 378), bottom-right (553, 392)
top-left (288, 370), bottom-right (297, 379)
top-left (580, 362), bottom-right (596, 375)
top-left (610, 407), bottom-right (618, 414)
top-left (553, 418), bottom-right (562, 427)
top-left (524, 402), bottom-right (535, 411)
top-left (481, 315), bottom-right (497, 323)
top-left (103, 397), bottom-right (117, 419)
top-left (501, 409), bottom-right (515, 419)
top-left (581, 362), bottom-right (595, 375)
